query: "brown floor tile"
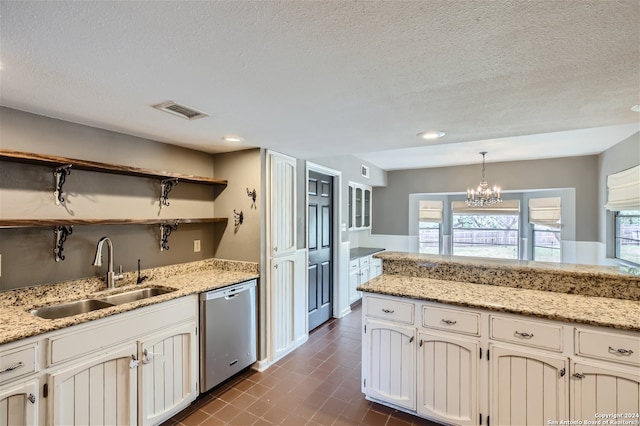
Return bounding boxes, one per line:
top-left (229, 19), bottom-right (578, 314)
top-left (167, 304), bottom-right (436, 426)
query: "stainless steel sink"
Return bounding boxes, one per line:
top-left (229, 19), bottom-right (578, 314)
top-left (30, 287), bottom-right (176, 319)
top-left (97, 287), bottom-right (175, 305)
top-left (30, 299), bottom-right (114, 319)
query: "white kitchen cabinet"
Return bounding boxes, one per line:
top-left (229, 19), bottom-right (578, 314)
top-left (362, 293), bottom-right (639, 426)
top-left (417, 331), bottom-right (478, 426)
top-left (268, 152), bottom-right (296, 257)
top-left (269, 255), bottom-right (298, 360)
top-left (363, 319), bottom-right (416, 410)
top-left (370, 256), bottom-right (382, 278)
top-left (0, 378), bottom-right (38, 426)
top-left (349, 256), bottom-right (372, 304)
top-left (48, 343), bottom-right (138, 426)
top-left (348, 182), bottom-right (371, 230)
top-left (139, 322), bottom-right (198, 425)
top-left (490, 344), bottom-right (568, 425)
top-left (570, 360), bottom-right (640, 420)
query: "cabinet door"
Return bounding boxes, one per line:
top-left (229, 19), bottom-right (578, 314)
top-left (355, 187), bottom-right (363, 228)
top-left (363, 188), bottom-right (371, 228)
top-left (364, 319), bottom-right (415, 410)
top-left (571, 360), bottom-right (640, 421)
top-left (490, 344), bottom-right (568, 426)
top-left (270, 255), bottom-right (297, 360)
top-left (349, 265), bottom-right (360, 304)
top-left (139, 322), bottom-right (198, 426)
top-left (348, 184), bottom-right (354, 229)
top-left (269, 152), bottom-right (296, 256)
top-left (417, 332), bottom-right (478, 426)
top-left (48, 343), bottom-right (137, 426)
top-left (0, 379), bottom-right (38, 426)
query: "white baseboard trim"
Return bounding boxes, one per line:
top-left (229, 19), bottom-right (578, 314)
top-left (337, 306), bottom-right (352, 318)
top-left (253, 358), bottom-right (271, 372)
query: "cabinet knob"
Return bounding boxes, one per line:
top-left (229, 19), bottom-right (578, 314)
top-left (27, 394), bottom-right (36, 404)
top-left (514, 331), bottom-right (534, 339)
top-left (381, 308), bottom-right (395, 314)
top-left (572, 373), bottom-right (586, 379)
top-left (441, 319), bottom-right (457, 325)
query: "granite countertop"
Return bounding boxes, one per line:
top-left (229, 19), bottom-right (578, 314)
top-left (0, 259), bottom-right (259, 345)
top-left (358, 274), bottom-right (640, 331)
top-left (350, 247), bottom-right (385, 260)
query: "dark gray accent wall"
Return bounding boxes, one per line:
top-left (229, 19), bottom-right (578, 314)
top-left (373, 155), bottom-right (599, 241)
top-left (0, 107), bottom-right (243, 291)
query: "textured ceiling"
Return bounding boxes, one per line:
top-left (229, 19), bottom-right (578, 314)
top-left (0, 1), bottom-right (638, 170)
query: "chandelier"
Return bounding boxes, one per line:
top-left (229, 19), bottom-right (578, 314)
top-left (466, 152), bottom-right (502, 207)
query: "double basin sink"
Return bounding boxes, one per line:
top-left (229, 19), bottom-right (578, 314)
top-left (30, 287), bottom-right (176, 320)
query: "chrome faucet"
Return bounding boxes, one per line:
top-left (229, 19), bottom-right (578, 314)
top-left (92, 237), bottom-right (123, 289)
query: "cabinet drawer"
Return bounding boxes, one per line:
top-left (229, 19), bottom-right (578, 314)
top-left (359, 256), bottom-right (371, 267)
top-left (490, 316), bottom-right (563, 352)
top-left (350, 260), bottom-right (359, 270)
top-left (422, 305), bottom-right (479, 336)
top-left (0, 343), bottom-right (38, 384)
top-left (575, 328), bottom-right (640, 366)
top-left (365, 296), bottom-right (414, 324)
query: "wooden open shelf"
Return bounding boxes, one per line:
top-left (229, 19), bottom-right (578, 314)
top-left (0, 149), bottom-right (227, 186)
top-left (0, 218), bottom-right (228, 229)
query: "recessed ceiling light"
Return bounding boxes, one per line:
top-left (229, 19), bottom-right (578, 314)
top-left (631, 105), bottom-right (640, 112)
top-left (222, 136), bottom-right (243, 143)
top-left (417, 131), bottom-right (446, 140)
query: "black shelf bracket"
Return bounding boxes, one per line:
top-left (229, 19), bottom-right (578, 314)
top-left (159, 220), bottom-right (179, 251)
top-left (53, 165), bottom-right (72, 206)
top-left (160, 178), bottom-right (179, 208)
top-left (53, 225), bottom-right (73, 262)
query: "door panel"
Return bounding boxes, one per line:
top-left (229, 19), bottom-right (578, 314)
top-left (308, 170), bottom-right (333, 331)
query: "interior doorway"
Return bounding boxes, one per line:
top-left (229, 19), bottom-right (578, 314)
top-left (307, 170), bottom-right (333, 331)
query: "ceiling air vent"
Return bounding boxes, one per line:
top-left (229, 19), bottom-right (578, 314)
top-left (361, 164), bottom-right (370, 178)
top-left (153, 101), bottom-right (208, 120)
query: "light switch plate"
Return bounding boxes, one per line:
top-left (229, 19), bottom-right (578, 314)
top-left (193, 240), bottom-right (201, 253)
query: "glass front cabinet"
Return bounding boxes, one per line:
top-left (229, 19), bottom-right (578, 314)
top-left (349, 182), bottom-right (372, 230)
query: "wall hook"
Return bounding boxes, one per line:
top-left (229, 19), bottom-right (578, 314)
top-left (160, 178), bottom-right (179, 208)
top-left (246, 188), bottom-right (257, 208)
top-left (159, 220), bottom-right (179, 251)
top-left (54, 165), bottom-right (72, 206)
top-left (54, 225), bottom-right (73, 262)
top-left (233, 209), bottom-right (244, 226)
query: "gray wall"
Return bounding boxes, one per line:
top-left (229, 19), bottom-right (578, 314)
top-left (598, 132), bottom-right (640, 250)
top-left (311, 154), bottom-right (387, 242)
top-left (373, 155), bottom-right (599, 242)
top-left (212, 149), bottom-right (262, 262)
top-left (0, 107), bottom-right (246, 290)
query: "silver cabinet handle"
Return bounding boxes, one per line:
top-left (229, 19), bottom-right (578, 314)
top-left (142, 349), bottom-right (161, 364)
top-left (381, 308), bottom-right (394, 314)
top-left (27, 394), bottom-right (36, 404)
top-left (572, 373), bottom-right (586, 379)
top-left (441, 319), bottom-right (457, 325)
top-left (609, 346), bottom-right (634, 356)
top-left (0, 362), bottom-right (24, 374)
top-left (514, 331), bottom-right (534, 339)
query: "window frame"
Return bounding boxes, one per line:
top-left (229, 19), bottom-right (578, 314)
top-left (531, 223), bottom-right (562, 263)
top-left (614, 210), bottom-right (640, 267)
top-left (418, 221), bottom-right (441, 255)
top-left (451, 213), bottom-right (520, 260)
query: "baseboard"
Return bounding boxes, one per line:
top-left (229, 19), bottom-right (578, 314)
top-left (337, 306), bottom-right (352, 318)
top-left (253, 358), bottom-right (271, 372)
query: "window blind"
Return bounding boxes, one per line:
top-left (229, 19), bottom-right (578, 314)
top-left (529, 197), bottom-right (561, 228)
top-left (419, 200), bottom-right (443, 223)
top-left (451, 199), bottom-right (520, 216)
top-left (605, 164), bottom-right (640, 211)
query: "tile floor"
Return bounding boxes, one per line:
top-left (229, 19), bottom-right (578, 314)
top-left (162, 303), bottom-right (439, 426)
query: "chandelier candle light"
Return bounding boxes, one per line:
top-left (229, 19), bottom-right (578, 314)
top-left (466, 152), bottom-right (503, 207)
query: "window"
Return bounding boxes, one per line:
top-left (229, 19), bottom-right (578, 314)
top-left (529, 197), bottom-right (561, 263)
top-left (615, 210), bottom-right (640, 265)
top-left (418, 200), bottom-right (443, 254)
top-left (419, 221), bottom-right (440, 254)
top-left (532, 224), bottom-right (561, 262)
top-left (452, 200), bottom-right (520, 260)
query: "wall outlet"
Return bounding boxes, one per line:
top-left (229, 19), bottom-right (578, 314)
top-left (193, 240), bottom-right (201, 253)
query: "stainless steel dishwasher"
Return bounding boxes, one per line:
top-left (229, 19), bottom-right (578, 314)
top-left (199, 279), bottom-right (257, 393)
